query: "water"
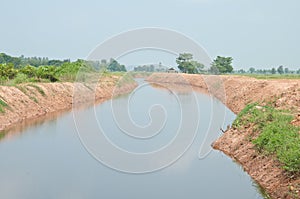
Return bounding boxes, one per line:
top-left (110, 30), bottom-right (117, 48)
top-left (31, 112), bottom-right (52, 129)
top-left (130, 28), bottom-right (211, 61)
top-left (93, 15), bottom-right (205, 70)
top-left (0, 79), bottom-right (264, 199)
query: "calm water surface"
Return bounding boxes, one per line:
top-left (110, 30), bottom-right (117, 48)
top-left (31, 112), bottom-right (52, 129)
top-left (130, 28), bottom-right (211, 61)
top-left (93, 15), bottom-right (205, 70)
top-left (0, 79), bottom-right (264, 199)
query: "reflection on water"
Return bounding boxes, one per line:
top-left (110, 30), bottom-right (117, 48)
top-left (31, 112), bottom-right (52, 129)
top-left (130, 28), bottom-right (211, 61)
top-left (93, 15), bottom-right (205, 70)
top-left (0, 79), bottom-right (265, 199)
top-left (0, 110), bottom-right (67, 142)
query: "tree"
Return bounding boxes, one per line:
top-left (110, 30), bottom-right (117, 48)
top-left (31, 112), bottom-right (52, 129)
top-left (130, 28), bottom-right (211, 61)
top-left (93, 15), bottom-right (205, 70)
top-left (210, 56), bottom-right (233, 74)
top-left (192, 61), bottom-right (205, 73)
top-left (107, 59), bottom-right (126, 72)
top-left (0, 63), bottom-right (17, 79)
top-left (237, 69), bottom-right (246, 73)
top-left (19, 65), bottom-right (37, 78)
top-left (271, 68), bottom-right (276, 74)
top-left (36, 65), bottom-right (58, 82)
top-left (277, 65), bottom-right (284, 74)
top-left (0, 53), bottom-right (21, 68)
top-left (249, 67), bottom-right (255, 74)
top-left (176, 53), bottom-right (204, 74)
top-left (284, 67), bottom-right (289, 74)
top-left (176, 53), bottom-right (192, 73)
top-left (209, 65), bottom-right (220, 74)
top-left (297, 69), bottom-right (300, 74)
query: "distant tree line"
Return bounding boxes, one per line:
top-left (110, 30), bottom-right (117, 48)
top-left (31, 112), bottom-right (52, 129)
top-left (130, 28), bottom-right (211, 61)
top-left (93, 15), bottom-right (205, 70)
top-left (0, 53), bottom-right (70, 68)
top-left (175, 53), bottom-right (300, 75)
top-left (134, 65), bottom-right (155, 72)
top-left (0, 53), bottom-right (127, 84)
top-left (237, 65), bottom-right (300, 75)
top-left (0, 53), bottom-right (126, 72)
top-left (106, 59), bottom-right (126, 72)
top-left (133, 62), bottom-right (167, 72)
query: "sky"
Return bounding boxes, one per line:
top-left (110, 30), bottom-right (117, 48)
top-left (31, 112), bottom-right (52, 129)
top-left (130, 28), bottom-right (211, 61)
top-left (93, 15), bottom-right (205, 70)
top-left (1, 0), bottom-right (300, 70)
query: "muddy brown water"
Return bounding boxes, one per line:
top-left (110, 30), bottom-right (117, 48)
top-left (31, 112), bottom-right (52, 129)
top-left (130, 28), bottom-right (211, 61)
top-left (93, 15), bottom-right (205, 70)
top-left (0, 79), bottom-right (265, 198)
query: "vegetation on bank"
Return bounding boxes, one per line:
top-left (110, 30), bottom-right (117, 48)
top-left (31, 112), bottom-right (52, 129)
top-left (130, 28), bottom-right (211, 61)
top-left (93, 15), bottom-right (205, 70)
top-left (233, 73), bottom-right (300, 80)
top-left (233, 103), bottom-right (300, 173)
top-left (0, 52), bottom-right (70, 68)
top-left (0, 99), bottom-right (8, 113)
top-left (0, 53), bottom-right (127, 85)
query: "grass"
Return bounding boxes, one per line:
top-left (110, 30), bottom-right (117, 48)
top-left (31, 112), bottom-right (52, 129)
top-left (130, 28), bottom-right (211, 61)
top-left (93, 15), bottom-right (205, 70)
top-left (233, 74), bottom-right (300, 80)
top-left (27, 84), bottom-right (46, 96)
top-left (233, 103), bottom-right (300, 173)
top-left (0, 99), bottom-right (8, 113)
top-left (15, 85), bottom-right (39, 103)
top-left (15, 85), bottom-right (28, 95)
top-left (29, 96), bottom-right (38, 103)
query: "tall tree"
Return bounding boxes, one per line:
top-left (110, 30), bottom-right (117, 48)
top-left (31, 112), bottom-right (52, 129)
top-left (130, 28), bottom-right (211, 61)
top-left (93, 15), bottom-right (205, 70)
top-left (210, 56), bottom-right (233, 74)
top-left (284, 67), bottom-right (289, 74)
top-left (176, 53), bottom-right (204, 74)
top-left (249, 67), bottom-right (255, 74)
top-left (277, 65), bottom-right (284, 74)
top-left (107, 59), bottom-right (126, 72)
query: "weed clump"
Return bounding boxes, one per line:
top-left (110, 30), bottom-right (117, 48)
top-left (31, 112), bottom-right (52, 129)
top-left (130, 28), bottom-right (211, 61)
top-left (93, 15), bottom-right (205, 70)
top-left (233, 103), bottom-right (300, 173)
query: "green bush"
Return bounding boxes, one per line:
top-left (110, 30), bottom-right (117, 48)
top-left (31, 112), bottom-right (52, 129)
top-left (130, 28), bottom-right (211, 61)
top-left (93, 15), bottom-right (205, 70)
top-left (36, 66), bottom-right (58, 82)
top-left (13, 73), bottom-right (29, 84)
top-left (19, 65), bottom-right (37, 78)
top-left (0, 63), bottom-right (18, 79)
top-left (55, 60), bottom-right (95, 82)
top-left (1, 59), bottom-right (104, 84)
top-left (27, 84), bottom-right (46, 96)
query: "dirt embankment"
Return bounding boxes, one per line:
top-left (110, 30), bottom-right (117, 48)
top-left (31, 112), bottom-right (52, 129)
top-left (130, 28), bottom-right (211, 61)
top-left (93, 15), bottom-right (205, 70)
top-left (147, 73), bottom-right (300, 199)
top-left (0, 76), bottom-right (137, 132)
top-left (147, 73), bottom-right (300, 113)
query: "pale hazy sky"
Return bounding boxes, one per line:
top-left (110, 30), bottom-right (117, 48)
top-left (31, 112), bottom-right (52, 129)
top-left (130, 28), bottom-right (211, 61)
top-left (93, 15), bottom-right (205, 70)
top-left (1, 0), bottom-right (299, 70)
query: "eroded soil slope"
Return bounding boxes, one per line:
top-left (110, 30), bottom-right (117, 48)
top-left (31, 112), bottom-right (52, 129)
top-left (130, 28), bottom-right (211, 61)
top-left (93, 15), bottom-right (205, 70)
top-left (0, 76), bottom-right (137, 131)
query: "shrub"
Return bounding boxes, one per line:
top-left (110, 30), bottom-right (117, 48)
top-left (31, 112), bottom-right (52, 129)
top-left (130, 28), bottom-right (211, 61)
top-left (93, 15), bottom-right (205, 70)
top-left (27, 84), bottom-right (46, 96)
top-left (0, 63), bottom-right (18, 79)
top-left (19, 65), bottom-right (37, 78)
top-left (13, 73), bottom-right (29, 84)
top-left (36, 66), bottom-right (58, 82)
top-left (234, 103), bottom-right (300, 172)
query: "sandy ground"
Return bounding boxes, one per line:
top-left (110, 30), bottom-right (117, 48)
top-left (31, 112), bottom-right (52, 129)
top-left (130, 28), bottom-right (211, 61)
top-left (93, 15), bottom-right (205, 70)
top-left (147, 73), bottom-right (300, 199)
top-left (0, 75), bottom-right (137, 132)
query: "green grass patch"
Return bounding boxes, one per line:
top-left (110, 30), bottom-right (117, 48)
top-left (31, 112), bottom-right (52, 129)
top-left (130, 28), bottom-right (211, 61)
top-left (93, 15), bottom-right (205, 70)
top-left (0, 99), bottom-right (8, 113)
top-left (29, 96), bottom-right (38, 103)
top-left (27, 84), bottom-right (46, 96)
top-left (233, 74), bottom-right (300, 80)
top-left (233, 103), bottom-right (300, 173)
top-left (15, 85), bottom-right (39, 103)
top-left (15, 85), bottom-right (28, 95)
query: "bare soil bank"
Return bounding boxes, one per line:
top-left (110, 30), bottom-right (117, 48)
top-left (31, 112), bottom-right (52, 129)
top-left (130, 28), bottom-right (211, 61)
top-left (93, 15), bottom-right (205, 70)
top-left (0, 75), bottom-right (137, 132)
top-left (147, 73), bottom-right (300, 199)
